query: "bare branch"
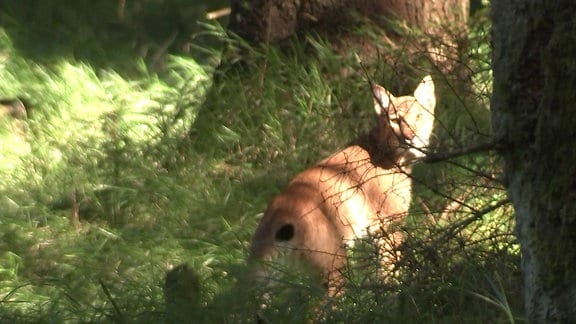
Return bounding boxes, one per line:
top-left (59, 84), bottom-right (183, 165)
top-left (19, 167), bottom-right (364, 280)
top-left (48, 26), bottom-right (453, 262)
top-left (422, 140), bottom-right (497, 163)
top-left (433, 198), bottom-right (511, 245)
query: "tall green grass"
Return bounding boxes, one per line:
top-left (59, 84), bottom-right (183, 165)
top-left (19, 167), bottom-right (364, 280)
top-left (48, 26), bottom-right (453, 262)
top-left (0, 21), bottom-right (222, 321)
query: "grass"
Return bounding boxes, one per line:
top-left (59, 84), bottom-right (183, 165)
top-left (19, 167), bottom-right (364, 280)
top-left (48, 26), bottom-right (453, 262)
top-left (0, 3), bottom-right (523, 323)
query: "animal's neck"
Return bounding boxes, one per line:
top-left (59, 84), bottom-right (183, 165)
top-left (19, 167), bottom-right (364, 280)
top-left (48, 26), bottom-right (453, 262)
top-left (351, 125), bottom-right (409, 169)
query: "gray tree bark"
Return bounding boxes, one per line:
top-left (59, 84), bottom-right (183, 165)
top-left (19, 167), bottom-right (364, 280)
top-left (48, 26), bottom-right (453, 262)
top-left (491, 1), bottom-right (576, 322)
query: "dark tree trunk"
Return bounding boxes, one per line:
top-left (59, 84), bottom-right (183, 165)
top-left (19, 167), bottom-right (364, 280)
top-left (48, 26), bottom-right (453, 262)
top-left (491, 1), bottom-right (576, 322)
top-left (228, 0), bottom-right (468, 43)
top-left (228, 0), bottom-right (468, 73)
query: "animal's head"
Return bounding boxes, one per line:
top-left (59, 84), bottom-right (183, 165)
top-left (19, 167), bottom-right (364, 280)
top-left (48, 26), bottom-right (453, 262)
top-left (372, 76), bottom-right (436, 159)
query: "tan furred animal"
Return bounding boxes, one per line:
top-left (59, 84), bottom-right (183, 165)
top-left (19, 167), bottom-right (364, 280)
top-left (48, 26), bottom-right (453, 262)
top-left (249, 76), bottom-right (436, 296)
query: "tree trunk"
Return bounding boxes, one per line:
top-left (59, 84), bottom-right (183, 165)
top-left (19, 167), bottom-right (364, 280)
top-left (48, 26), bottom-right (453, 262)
top-left (228, 0), bottom-right (468, 73)
top-left (228, 0), bottom-right (468, 43)
top-left (491, 1), bottom-right (576, 322)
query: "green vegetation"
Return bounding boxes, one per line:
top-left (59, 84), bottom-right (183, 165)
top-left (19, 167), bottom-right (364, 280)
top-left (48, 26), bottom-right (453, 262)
top-left (0, 2), bottom-right (522, 323)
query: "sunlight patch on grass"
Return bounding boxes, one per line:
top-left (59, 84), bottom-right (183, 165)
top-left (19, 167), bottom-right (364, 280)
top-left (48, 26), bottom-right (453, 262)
top-left (0, 27), bottom-right (210, 190)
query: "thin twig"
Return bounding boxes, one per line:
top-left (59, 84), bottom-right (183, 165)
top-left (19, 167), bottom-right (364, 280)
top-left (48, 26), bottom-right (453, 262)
top-left (206, 7), bottom-right (231, 20)
top-left (358, 57), bottom-right (375, 90)
top-left (433, 198), bottom-right (511, 245)
top-left (422, 140), bottom-right (497, 163)
top-left (1, 282), bottom-right (34, 303)
top-left (99, 279), bottom-right (124, 323)
top-left (439, 193), bottom-right (469, 221)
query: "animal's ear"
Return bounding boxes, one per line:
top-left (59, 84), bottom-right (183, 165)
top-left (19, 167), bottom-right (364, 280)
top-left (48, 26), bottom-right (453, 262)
top-left (413, 75), bottom-right (436, 111)
top-left (372, 84), bottom-right (393, 116)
